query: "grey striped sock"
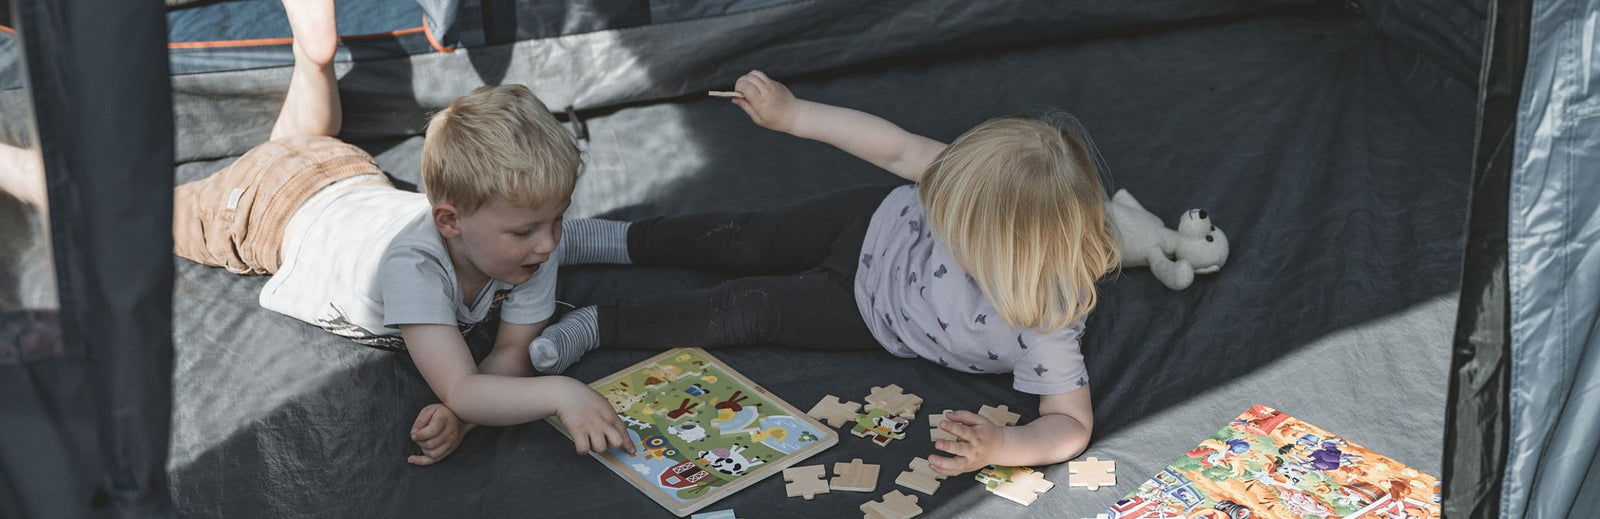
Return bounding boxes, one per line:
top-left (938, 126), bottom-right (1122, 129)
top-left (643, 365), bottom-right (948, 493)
top-left (529, 306), bottom-right (599, 374)
top-left (561, 218), bottom-right (631, 265)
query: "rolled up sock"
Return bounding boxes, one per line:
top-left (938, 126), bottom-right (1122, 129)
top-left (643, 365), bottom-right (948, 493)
top-left (561, 219), bottom-right (631, 265)
top-left (529, 305), bottom-right (600, 374)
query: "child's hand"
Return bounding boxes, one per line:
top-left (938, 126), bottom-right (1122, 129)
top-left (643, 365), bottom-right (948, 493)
top-left (927, 410), bottom-right (1007, 476)
top-left (554, 378), bottom-right (637, 455)
top-left (407, 403), bottom-right (466, 466)
top-left (731, 70), bottom-right (801, 133)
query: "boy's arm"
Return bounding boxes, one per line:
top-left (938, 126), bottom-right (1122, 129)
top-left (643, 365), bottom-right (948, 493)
top-left (406, 320), bottom-right (549, 465)
top-left (399, 323), bottom-right (632, 453)
top-left (731, 70), bottom-right (947, 182)
top-left (927, 386), bottom-right (1093, 475)
top-left (480, 320), bottom-right (547, 377)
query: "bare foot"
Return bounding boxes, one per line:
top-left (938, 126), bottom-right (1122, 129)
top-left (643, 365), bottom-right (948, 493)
top-left (283, 0), bottom-right (338, 67)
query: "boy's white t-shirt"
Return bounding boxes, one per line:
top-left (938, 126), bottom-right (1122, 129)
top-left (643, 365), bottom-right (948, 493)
top-left (259, 186), bottom-right (560, 351)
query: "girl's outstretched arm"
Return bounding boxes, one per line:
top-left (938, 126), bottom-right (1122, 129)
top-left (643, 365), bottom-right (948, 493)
top-left (926, 385), bottom-right (1094, 475)
top-left (729, 70), bottom-right (947, 182)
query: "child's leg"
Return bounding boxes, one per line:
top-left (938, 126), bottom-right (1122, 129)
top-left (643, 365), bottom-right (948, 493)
top-left (0, 142), bottom-right (45, 209)
top-left (606, 271), bottom-right (878, 349)
top-left (270, 0), bottom-right (341, 140)
top-left (173, 0), bottom-right (386, 275)
top-left (531, 268), bottom-right (878, 373)
top-left (622, 185), bottom-right (896, 274)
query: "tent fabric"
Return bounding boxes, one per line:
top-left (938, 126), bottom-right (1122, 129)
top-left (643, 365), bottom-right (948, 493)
top-left (166, 0), bottom-right (1314, 164)
top-left (164, 0), bottom-right (434, 76)
top-left (1443, 0), bottom-right (1526, 515)
top-left (0, 0), bottom-right (176, 517)
top-left (161, 2), bottom-right (1479, 517)
top-left (1501, 0), bottom-right (1600, 515)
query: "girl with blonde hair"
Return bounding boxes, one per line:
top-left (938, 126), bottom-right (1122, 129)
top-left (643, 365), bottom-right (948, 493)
top-left (539, 71), bottom-right (1119, 475)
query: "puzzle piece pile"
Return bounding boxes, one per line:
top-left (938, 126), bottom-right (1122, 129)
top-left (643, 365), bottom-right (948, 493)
top-left (806, 385), bottom-right (921, 447)
top-left (797, 386), bottom-right (1115, 517)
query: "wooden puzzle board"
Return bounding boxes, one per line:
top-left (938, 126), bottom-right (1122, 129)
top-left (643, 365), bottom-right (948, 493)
top-left (548, 348), bottom-right (837, 517)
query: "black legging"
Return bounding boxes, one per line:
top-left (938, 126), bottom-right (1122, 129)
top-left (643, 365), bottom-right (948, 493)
top-left (597, 185), bottom-right (898, 351)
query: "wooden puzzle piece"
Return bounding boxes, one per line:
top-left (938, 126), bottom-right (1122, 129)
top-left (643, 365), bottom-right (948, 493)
top-left (807, 395), bottom-right (863, 428)
top-left (864, 384), bottom-right (923, 418)
top-left (850, 408), bottom-right (910, 446)
top-left (894, 457), bottom-right (949, 495)
top-left (927, 411), bottom-right (957, 441)
top-left (1067, 456), bottom-right (1116, 491)
top-left (976, 465), bottom-right (1056, 506)
top-left (714, 390), bottom-right (752, 412)
top-left (977, 404), bottom-right (1021, 426)
top-left (690, 510), bottom-right (738, 519)
top-left (831, 458), bottom-right (879, 492)
top-left (666, 398), bottom-right (701, 421)
top-left (783, 464), bottom-right (830, 500)
top-left (860, 490), bottom-right (921, 519)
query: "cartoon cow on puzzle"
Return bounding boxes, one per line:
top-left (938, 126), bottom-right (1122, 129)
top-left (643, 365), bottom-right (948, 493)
top-left (697, 444), bottom-right (764, 476)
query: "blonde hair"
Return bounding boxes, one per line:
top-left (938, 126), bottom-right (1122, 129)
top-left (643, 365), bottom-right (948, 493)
top-left (919, 114), bottom-right (1119, 334)
top-left (421, 84), bottom-right (579, 214)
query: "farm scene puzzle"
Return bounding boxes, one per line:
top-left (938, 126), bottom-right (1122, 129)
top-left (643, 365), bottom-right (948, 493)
top-left (552, 348), bottom-right (835, 515)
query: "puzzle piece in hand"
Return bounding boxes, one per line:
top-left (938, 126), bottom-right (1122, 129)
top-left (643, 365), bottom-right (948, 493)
top-left (928, 411), bottom-right (957, 442)
top-left (783, 464), bottom-right (830, 500)
top-left (851, 408), bottom-right (910, 446)
top-left (977, 404), bottom-right (1020, 426)
top-left (894, 457), bottom-right (949, 495)
top-left (864, 384), bottom-right (923, 418)
top-left (860, 490), bottom-right (921, 519)
top-left (1067, 456), bottom-right (1116, 491)
top-left (807, 395), bottom-right (863, 428)
top-left (831, 458), bottom-right (880, 492)
top-left (976, 465), bottom-right (1055, 506)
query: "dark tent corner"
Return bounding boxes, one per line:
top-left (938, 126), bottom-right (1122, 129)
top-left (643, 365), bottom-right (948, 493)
top-left (2, 0), bottom-right (1597, 517)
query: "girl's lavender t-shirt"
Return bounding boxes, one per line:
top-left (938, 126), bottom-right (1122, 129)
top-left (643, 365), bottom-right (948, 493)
top-left (853, 185), bottom-right (1089, 396)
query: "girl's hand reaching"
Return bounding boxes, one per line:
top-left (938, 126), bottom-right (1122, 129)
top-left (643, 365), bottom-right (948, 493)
top-left (927, 410), bottom-right (1008, 476)
top-left (731, 70), bottom-right (802, 133)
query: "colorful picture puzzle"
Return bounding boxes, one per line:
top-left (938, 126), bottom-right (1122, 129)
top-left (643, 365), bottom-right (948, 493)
top-left (547, 348), bottom-right (836, 517)
top-left (851, 408), bottom-right (910, 446)
top-left (976, 465), bottom-right (1056, 505)
top-left (1105, 404), bottom-right (1441, 518)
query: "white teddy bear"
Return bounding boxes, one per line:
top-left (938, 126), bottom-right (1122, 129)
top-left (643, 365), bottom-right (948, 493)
top-left (1105, 189), bottom-right (1229, 290)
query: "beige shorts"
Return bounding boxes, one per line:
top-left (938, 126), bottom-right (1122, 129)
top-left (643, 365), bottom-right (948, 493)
top-left (173, 135), bottom-right (392, 275)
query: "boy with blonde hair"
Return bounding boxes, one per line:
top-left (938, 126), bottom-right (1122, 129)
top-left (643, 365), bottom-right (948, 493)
top-left (166, 0), bottom-right (631, 465)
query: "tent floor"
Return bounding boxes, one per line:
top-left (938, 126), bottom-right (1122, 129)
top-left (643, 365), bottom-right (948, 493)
top-left (169, 5), bottom-right (1470, 517)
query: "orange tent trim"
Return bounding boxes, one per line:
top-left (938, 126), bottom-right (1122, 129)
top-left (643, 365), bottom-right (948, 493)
top-left (167, 25), bottom-right (428, 50)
